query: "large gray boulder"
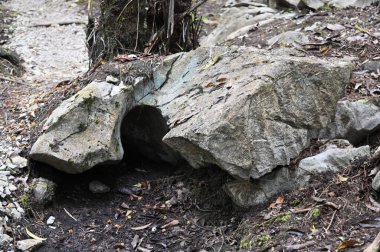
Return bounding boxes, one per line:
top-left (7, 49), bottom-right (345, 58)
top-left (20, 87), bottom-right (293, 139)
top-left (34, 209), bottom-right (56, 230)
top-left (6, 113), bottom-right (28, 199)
top-left (318, 99), bottom-right (380, 145)
top-left (30, 81), bottom-right (134, 173)
top-left (30, 47), bottom-right (353, 207)
top-left (143, 47), bottom-right (353, 180)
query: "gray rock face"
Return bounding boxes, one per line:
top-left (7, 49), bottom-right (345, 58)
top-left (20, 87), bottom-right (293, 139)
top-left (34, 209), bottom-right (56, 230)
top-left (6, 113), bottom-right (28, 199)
top-left (30, 81), bottom-right (134, 174)
top-left (225, 141), bottom-right (370, 207)
top-left (318, 99), bottom-right (380, 145)
top-left (267, 31), bottom-right (309, 48)
top-left (29, 47), bottom-right (353, 207)
top-left (144, 47), bottom-right (352, 180)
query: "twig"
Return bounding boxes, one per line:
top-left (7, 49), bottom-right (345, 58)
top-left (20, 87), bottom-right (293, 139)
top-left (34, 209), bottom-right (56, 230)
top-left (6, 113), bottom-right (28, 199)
top-left (364, 231), bottom-right (380, 252)
top-left (325, 209), bottom-right (337, 232)
top-left (0, 76), bottom-right (24, 85)
top-left (64, 208), bottom-right (78, 221)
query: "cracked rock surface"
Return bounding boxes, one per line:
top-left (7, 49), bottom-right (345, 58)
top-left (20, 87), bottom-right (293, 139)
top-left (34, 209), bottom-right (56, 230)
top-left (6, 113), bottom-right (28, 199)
top-left (31, 46), bottom-right (353, 182)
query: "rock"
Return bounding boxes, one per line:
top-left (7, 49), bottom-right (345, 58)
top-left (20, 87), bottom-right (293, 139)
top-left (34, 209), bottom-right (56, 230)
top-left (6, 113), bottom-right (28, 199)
top-left (372, 171), bottom-right (380, 192)
top-left (298, 142), bottom-right (370, 173)
top-left (301, 0), bottom-right (324, 9)
top-left (9, 155), bottom-right (27, 168)
top-left (277, 0), bottom-right (301, 7)
top-left (106, 75), bottom-right (119, 84)
top-left (30, 81), bottom-right (134, 174)
top-left (328, 0), bottom-right (378, 8)
top-left (89, 180), bottom-right (110, 194)
top-left (0, 233), bottom-right (12, 248)
top-left (46, 216), bottom-right (55, 225)
top-left (200, 6), bottom-right (294, 46)
top-left (10, 208), bottom-right (22, 220)
top-left (318, 99), bottom-right (380, 145)
top-left (225, 142), bottom-right (370, 207)
top-left (31, 178), bottom-right (57, 207)
top-left (267, 31), bottom-right (309, 48)
top-left (144, 47), bottom-right (353, 180)
top-left (16, 239), bottom-right (43, 252)
top-left (363, 61), bottom-right (380, 72)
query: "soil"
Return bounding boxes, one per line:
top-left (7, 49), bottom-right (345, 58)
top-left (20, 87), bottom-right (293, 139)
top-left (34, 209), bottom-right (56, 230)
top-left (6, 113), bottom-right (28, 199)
top-left (1, 0), bottom-right (380, 252)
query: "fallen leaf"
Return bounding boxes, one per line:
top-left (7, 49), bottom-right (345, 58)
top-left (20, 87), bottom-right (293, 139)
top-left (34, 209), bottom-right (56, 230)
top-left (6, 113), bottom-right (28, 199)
top-left (126, 210), bottom-right (133, 220)
top-left (25, 227), bottom-right (47, 241)
top-left (276, 195), bottom-right (285, 204)
top-left (336, 240), bottom-right (358, 251)
top-left (131, 223), bottom-right (152, 231)
top-left (337, 174), bottom-right (348, 183)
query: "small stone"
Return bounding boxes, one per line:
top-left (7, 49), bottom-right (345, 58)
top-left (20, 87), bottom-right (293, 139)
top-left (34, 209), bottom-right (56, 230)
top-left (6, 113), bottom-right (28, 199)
top-left (8, 184), bottom-right (17, 191)
top-left (363, 61), bottom-right (380, 73)
top-left (0, 233), bottom-right (12, 247)
top-left (106, 75), bottom-right (119, 84)
top-left (46, 216), bottom-right (55, 225)
top-left (16, 239), bottom-right (43, 251)
top-left (89, 180), bottom-right (110, 194)
top-left (10, 208), bottom-right (22, 220)
top-left (32, 178), bottom-right (57, 207)
top-left (9, 156), bottom-right (27, 168)
top-left (120, 202), bottom-right (129, 209)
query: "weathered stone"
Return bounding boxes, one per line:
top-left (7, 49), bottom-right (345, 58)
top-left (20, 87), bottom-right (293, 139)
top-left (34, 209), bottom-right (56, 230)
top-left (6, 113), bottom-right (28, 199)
top-left (363, 61), bottom-right (380, 72)
top-left (301, 0), bottom-right (324, 9)
top-left (328, 0), bottom-right (378, 8)
top-left (30, 81), bottom-right (134, 174)
top-left (16, 239), bottom-right (43, 252)
top-left (318, 99), bottom-right (380, 145)
top-left (89, 180), bottom-right (110, 194)
top-left (225, 142), bottom-right (370, 207)
top-left (267, 31), bottom-right (309, 48)
top-left (31, 178), bottom-right (57, 207)
top-left (144, 47), bottom-right (353, 180)
top-left (200, 6), bottom-right (294, 46)
top-left (0, 233), bottom-right (12, 248)
top-left (298, 142), bottom-right (370, 173)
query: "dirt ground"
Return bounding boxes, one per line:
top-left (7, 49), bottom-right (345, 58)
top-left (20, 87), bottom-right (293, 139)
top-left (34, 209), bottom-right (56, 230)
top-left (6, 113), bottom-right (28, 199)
top-left (1, 1), bottom-right (380, 252)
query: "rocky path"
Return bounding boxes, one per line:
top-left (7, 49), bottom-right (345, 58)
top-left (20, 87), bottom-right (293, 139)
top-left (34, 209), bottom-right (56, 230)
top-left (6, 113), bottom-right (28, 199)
top-left (0, 0), bottom-right (88, 250)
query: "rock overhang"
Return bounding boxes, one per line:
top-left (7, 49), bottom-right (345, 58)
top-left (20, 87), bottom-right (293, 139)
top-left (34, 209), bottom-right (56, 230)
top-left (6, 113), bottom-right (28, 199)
top-left (30, 46), bottom-right (354, 182)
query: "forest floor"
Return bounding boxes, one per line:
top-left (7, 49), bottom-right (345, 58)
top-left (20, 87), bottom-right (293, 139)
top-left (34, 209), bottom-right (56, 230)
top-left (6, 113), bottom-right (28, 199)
top-left (1, 0), bottom-right (380, 251)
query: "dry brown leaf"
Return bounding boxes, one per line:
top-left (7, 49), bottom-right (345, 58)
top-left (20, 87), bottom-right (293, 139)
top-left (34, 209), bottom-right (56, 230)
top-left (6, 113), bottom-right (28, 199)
top-left (336, 240), bottom-right (358, 251)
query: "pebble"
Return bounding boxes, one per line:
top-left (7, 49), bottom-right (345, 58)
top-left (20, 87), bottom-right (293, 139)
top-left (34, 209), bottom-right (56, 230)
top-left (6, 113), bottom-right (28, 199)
top-left (106, 75), bottom-right (119, 84)
top-left (46, 216), bottom-right (55, 225)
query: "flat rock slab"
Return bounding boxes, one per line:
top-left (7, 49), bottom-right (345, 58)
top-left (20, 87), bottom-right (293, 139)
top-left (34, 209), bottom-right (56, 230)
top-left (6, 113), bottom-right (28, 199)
top-left (143, 46), bottom-right (353, 180)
